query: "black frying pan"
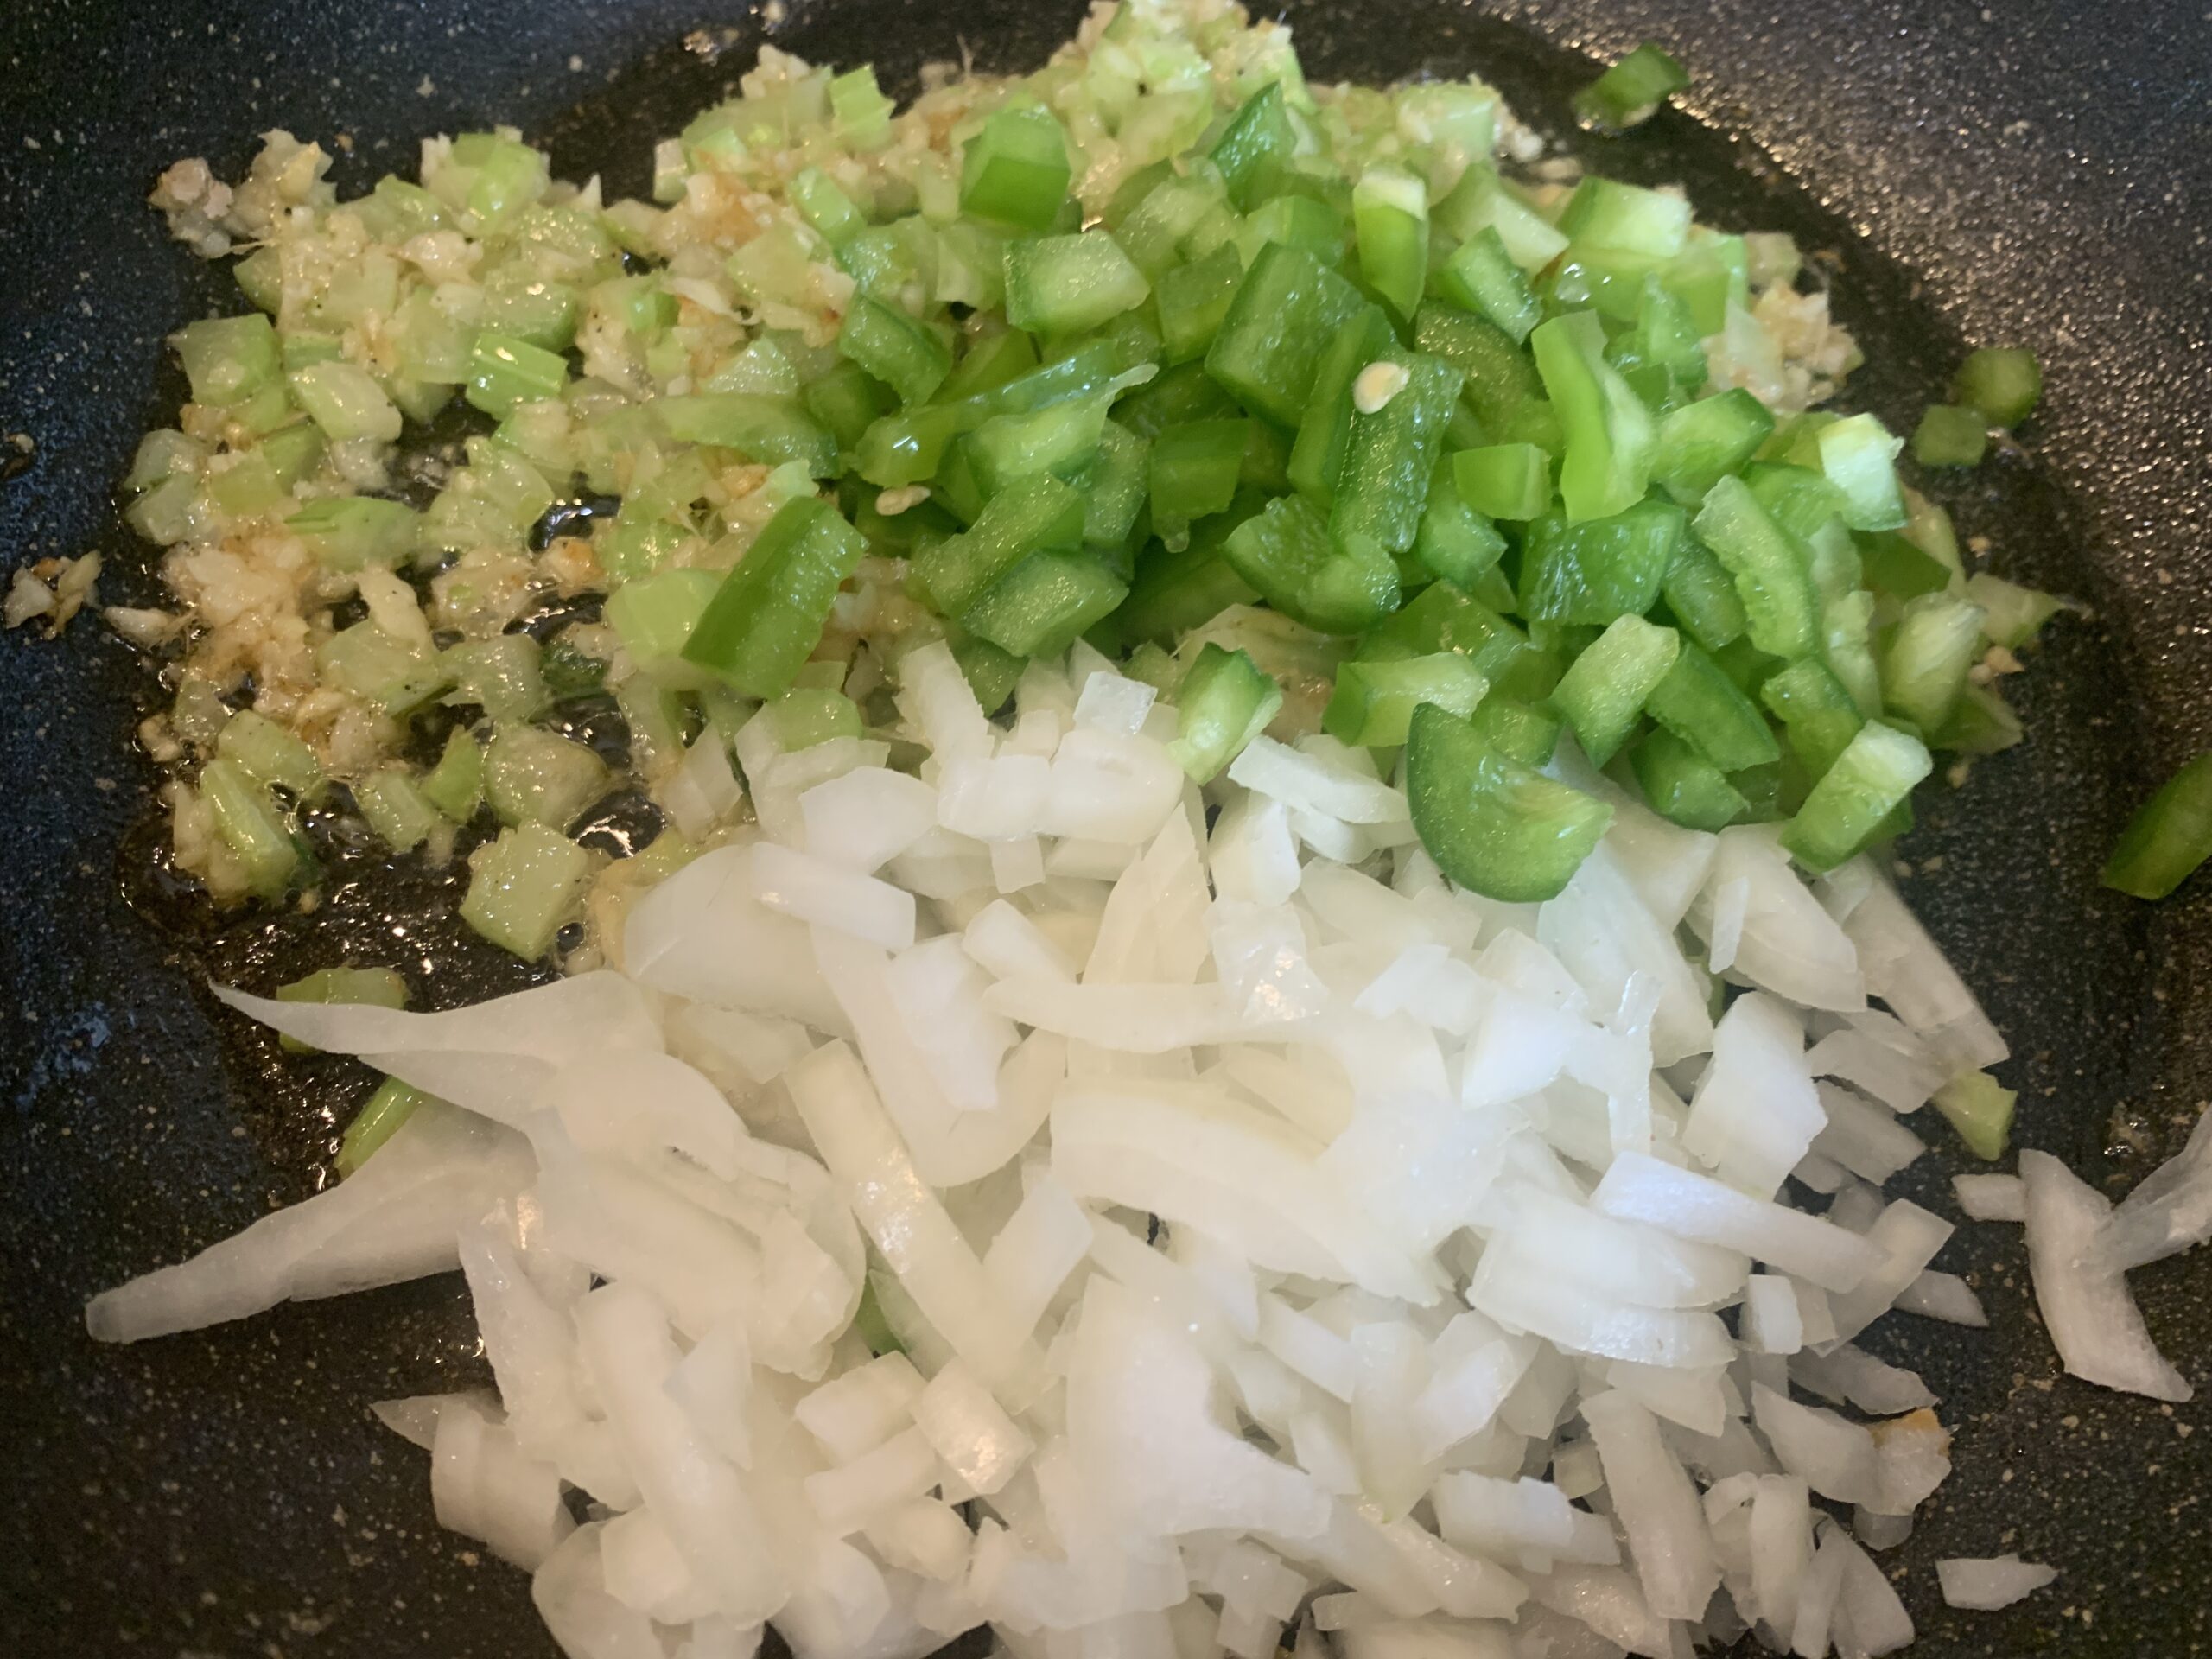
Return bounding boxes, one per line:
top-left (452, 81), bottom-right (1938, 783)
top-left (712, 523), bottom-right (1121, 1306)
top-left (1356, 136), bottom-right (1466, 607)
top-left (3, 2), bottom-right (2209, 1653)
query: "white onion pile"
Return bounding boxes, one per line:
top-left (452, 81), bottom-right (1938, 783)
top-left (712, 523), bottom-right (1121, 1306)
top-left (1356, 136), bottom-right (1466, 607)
top-left (88, 639), bottom-right (2193, 1657)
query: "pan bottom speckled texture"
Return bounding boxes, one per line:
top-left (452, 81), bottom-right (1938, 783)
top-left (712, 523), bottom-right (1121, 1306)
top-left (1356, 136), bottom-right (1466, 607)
top-left (3, 2), bottom-right (2209, 1655)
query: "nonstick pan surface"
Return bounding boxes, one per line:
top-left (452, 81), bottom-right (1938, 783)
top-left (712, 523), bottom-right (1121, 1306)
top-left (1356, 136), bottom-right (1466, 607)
top-left (3, 1), bottom-right (2209, 1654)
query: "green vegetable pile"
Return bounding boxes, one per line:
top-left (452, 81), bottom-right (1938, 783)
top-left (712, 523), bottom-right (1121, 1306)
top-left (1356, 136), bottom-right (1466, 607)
top-left (121, 0), bottom-right (2070, 957)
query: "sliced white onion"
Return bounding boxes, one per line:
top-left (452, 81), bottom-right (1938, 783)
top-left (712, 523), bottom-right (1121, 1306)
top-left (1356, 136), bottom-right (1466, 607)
top-left (2092, 1103), bottom-right (2212, 1271)
top-left (86, 1105), bottom-right (533, 1344)
top-left (2020, 1150), bottom-right (2191, 1402)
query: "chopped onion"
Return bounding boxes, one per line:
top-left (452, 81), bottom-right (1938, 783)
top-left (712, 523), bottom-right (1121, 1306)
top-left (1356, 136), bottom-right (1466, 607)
top-left (1936, 1554), bottom-right (2056, 1610)
top-left (1952, 1173), bottom-right (2024, 1223)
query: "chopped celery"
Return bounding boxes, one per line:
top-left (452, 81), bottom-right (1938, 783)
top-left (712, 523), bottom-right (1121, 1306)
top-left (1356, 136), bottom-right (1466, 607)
top-left (338, 1078), bottom-right (431, 1177)
top-left (656, 393), bottom-right (836, 474)
top-left (287, 497), bottom-right (419, 571)
top-left (465, 334), bottom-right (567, 418)
top-left (1933, 1070), bottom-right (2017, 1161)
top-left (1549, 613), bottom-right (1679, 766)
top-left (1004, 232), bottom-right (1150, 336)
top-left (608, 569), bottom-right (724, 687)
top-left (289, 360), bottom-right (403, 442)
top-left (444, 633), bottom-right (550, 721)
top-left (315, 624), bottom-right (448, 715)
top-left (791, 166), bottom-right (867, 246)
top-left (1324, 652), bottom-right (1487, 748)
top-left (215, 709), bottom-right (321, 799)
top-left (682, 498), bottom-right (869, 697)
top-left (483, 724), bottom-right (610, 830)
top-left (421, 728), bottom-right (486, 823)
top-left (355, 767), bottom-right (444, 852)
top-left (830, 65), bottom-right (894, 146)
top-left (1951, 346), bottom-right (2041, 428)
top-left (461, 823), bottom-right (592, 960)
top-left (1782, 721), bottom-right (1930, 872)
top-left (2104, 751), bottom-right (2212, 900)
top-left (1406, 702), bottom-right (1611, 903)
top-left (961, 105), bottom-right (1071, 232)
top-left (198, 758), bottom-right (302, 900)
top-left (172, 315), bottom-right (281, 407)
top-left (1911, 404), bottom-right (1989, 468)
top-left (276, 966), bottom-right (409, 1054)
top-left (1169, 642), bottom-right (1283, 780)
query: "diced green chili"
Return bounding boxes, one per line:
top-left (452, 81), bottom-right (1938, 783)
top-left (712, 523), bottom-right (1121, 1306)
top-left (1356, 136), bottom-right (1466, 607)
top-left (1324, 652), bottom-right (1488, 748)
top-left (1223, 493), bottom-right (1400, 635)
top-left (1529, 310), bottom-right (1656, 522)
top-left (1549, 613), bottom-right (1680, 766)
top-left (1630, 728), bottom-right (1747, 830)
top-left (1170, 642), bottom-right (1284, 780)
top-left (1781, 720), bottom-right (1931, 872)
top-left (1690, 474), bottom-right (1821, 659)
top-left (2103, 750), bottom-right (2212, 900)
top-left (1644, 639), bottom-right (1781, 772)
top-left (1518, 498), bottom-right (1685, 626)
top-left (682, 497), bottom-right (869, 698)
top-left (1406, 702), bottom-right (1612, 902)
